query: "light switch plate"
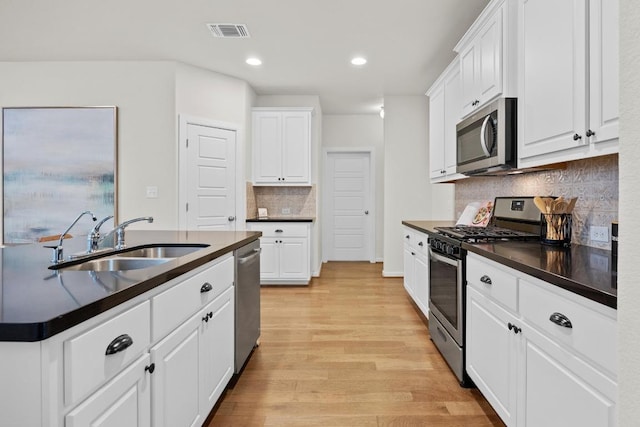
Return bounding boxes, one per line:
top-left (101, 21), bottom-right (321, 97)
top-left (590, 226), bottom-right (609, 242)
top-left (282, 208), bottom-right (291, 215)
top-left (146, 186), bottom-right (158, 199)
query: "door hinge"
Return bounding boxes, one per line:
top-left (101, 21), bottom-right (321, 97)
top-left (186, 138), bottom-right (189, 148)
top-left (186, 203), bottom-right (189, 212)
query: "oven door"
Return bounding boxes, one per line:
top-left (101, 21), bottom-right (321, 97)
top-left (428, 248), bottom-right (463, 346)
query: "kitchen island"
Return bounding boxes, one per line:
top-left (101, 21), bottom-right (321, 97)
top-left (0, 229), bottom-right (261, 427)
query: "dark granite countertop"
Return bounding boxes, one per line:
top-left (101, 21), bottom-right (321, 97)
top-left (246, 217), bottom-right (315, 222)
top-left (0, 230), bottom-right (261, 342)
top-left (402, 220), bottom-right (617, 309)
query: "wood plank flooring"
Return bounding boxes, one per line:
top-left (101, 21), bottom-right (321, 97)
top-left (206, 262), bottom-right (505, 426)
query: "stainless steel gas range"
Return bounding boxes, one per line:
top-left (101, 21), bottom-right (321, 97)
top-left (427, 197), bottom-right (541, 386)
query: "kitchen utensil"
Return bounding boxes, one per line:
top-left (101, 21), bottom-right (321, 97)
top-left (534, 196), bottom-right (547, 214)
top-left (566, 197), bottom-right (577, 213)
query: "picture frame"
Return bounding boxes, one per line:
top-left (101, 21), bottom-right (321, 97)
top-left (2, 106), bottom-right (118, 244)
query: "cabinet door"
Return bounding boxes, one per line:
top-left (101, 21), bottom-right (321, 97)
top-left (199, 287), bottom-right (235, 416)
top-left (443, 64), bottom-right (462, 175)
top-left (66, 354), bottom-right (151, 427)
top-left (258, 237), bottom-right (279, 280)
top-left (150, 313), bottom-right (202, 427)
top-left (588, 0), bottom-right (619, 145)
top-left (414, 252), bottom-right (429, 318)
top-left (403, 244), bottom-right (415, 297)
top-left (429, 84), bottom-right (446, 179)
top-left (477, 7), bottom-right (503, 106)
top-left (279, 238), bottom-right (309, 279)
top-left (253, 112), bottom-right (282, 183)
top-left (459, 43), bottom-right (478, 116)
top-left (466, 287), bottom-right (517, 426)
top-left (281, 111), bottom-right (311, 184)
top-left (521, 325), bottom-right (617, 427)
top-left (518, 0), bottom-right (587, 161)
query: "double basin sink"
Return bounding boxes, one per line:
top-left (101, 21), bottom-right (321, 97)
top-left (50, 244), bottom-right (209, 272)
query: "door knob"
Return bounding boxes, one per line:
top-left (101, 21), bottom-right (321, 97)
top-left (364, 210), bottom-right (369, 215)
top-left (228, 216), bottom-right (236, 222)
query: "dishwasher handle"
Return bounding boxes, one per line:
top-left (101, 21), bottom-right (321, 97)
top-left (238, 248), bottom-right (262, 265)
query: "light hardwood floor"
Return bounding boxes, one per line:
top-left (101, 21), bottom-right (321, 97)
top-left (207, 262), bottom-right (505, 426)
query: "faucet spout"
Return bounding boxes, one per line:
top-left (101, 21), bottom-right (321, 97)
top-left (114, 216), bottom-right (154, 249)
top-left (49, 210), bottom-right (97, 264)
top-left (87, 215), bottom-right (114, 253)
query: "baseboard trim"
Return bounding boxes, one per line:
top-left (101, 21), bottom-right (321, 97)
top-left (382, 270), bottom-right (404, 278)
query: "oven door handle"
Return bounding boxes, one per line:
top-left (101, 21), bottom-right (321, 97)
top-left (429, 248), bottom-right (459, 267)
top-left (480, 114), bottom-right (494, 157)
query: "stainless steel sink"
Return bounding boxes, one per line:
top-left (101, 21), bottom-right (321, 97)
top-left (117, 245), bottom-right (207, 259)
top-left (60, 257), bottom-right (174, 272)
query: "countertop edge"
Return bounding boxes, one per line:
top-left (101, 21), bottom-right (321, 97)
top-left (0, 233), bottom-right (261, 342)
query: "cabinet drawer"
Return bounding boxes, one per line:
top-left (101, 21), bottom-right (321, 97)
top-left (466, 254), bottom-right (518, 311)
top-left (248, 223), bottom-right (309, 237)
top-left (152, 255), bottom-right (234, 341)
top-left (519, 278), bottom-right (617, 375)
top-left (403, 227), bottom-right (428, 255)
top-left (64, 301), bottom-right (151, 406)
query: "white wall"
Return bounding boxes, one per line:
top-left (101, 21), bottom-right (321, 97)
top-left (0, 61), bottom-right (177, 229)
top-left (382, 95), bottom-right (455, 276)
top-left (618, 0), bottom-right (640, 423)
top-left (322, 114), bottom-right (384, 260)
top-left (255, 95), bottom-right (323, 276)
top-left (0, 61), bottom-right (256, 233)
top-left (175, 63), bottom-right (256, 225)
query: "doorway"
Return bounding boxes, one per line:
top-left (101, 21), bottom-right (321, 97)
top-left (323, 149), bottom-right (375, 262)
top-left (178, 116), bottom-right (239, 231)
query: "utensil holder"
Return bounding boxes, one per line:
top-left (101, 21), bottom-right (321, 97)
top-left (541, 213), bottom-right (572, 246)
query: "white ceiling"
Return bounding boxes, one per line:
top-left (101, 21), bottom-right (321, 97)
top-left (0, 0), bottom-right (489, 114)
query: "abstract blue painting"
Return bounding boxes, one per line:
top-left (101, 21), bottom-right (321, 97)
top-left (2, 107), bottom-right (117, 244)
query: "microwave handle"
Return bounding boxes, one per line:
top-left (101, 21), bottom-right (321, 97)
top-left (480, 115), bottom-right (493, 157)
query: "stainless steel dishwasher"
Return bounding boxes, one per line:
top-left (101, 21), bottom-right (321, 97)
top-left (234, 240), bottom-right (261, 373)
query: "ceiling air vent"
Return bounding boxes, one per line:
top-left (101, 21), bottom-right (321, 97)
top-left (207, 23), bottom-right (251, 38)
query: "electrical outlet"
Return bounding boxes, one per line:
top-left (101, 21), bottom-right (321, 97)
top-left (282, 208), bottom-right (291, 215)
top-left (590, 226), bottom-right (609, 242)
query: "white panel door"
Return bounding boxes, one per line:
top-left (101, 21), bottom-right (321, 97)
top-left (325, 152), bottom-right (372, 261)
top-left (186, 124), bottom-right (236, 230)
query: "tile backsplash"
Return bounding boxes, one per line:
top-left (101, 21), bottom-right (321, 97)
top-left (246, 183), bottom-right (316, 218)
top-left (454, 154), bottom-right (618, 249)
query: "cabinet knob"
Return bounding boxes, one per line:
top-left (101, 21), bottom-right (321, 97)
top-left (145, 363), bottom-right (155, 374)
top-left (202, 315), bottom-right (209, 323)
top-left (105, 334), bottom-right (133, 355)
top-left (586, 129), bottom-right (595, 137)
top-left (364, 210), bottom-right (369, 215)
top-left (507, 323), bottom-right (521, 334)
top-left (418, 242), bottom-right (423, 247)
top-left (228, 216), bottom-right (236, 222)
top-left (200, 282), bottom-right (213, 293)
top-left (573, 133), bottom-right (582, 141)
top-left (405, 235), bottom-right (410, 239)
top-left (275, 229), bottom-right (283, 233)
top-left (480, 275), bottom-right (492, 285)
top-left (549, 312), bottom-right (573, 328)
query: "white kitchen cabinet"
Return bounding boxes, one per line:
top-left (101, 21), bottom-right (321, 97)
top-left (0, 253), bottom-right (238, 427)
top-left (427, 58), bottom-right (467, 183)
top-left (467, 286), bottom-right (518, 426)
top-left (246, 222), bottom-right (311, 284)
top-left (402, 226), bottom-right (429, 318)
top-left (454, 0), bottom-right (516, 118)
top-left (150, 286), bottom-right (234, 427)
top-left (65, 354), bottom-right (151, 427)
top-left (252, 108), bottom-right (313, 185)
top-left (466, 252), bottom-right (617, 427)
top-left (517, 0), bottom-right (619, 168)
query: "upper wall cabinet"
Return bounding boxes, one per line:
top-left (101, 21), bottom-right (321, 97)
top-left (252, 108), bottom-right (313, 185)
top-left (517, 0), bottom-right (619, 168)
top-left (454, 0), bottom-right (517, 119)
top-left (426, 57), bottom-right (467, 183)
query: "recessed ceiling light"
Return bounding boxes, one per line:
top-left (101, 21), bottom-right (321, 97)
top-left (246, 57), bottom-right (262, 66)
top-left (351, 57), bottom-right (367, 66)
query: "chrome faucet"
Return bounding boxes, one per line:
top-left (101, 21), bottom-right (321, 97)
top-left (87, 215), bottom-right (114, 253)
top-left (113, 216), bottom-right (154, 250)
top-left (48, 210), bottom-right (97, 264)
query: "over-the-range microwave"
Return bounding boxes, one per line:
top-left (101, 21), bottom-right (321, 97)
top-left (456, 97), bottom-right (517, 176)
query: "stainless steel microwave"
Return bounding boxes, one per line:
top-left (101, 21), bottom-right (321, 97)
top-left (456, 97), bottom-right (517, 175)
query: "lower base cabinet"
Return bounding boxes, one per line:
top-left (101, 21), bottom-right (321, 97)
top-left (402, 226), bottom-right (429, 318)
top-left (466, 252), bottom-right (617, 427)
top-left (151, 286), bottom-right (234, 427)
top-left (65, 354), bottom-right (151, 427)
